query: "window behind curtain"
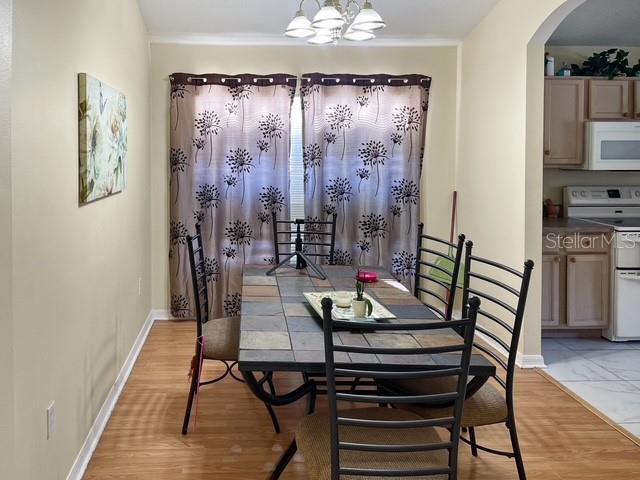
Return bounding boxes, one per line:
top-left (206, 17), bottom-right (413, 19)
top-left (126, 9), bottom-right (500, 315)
top-left (289, 93), bottom-right (304, 221)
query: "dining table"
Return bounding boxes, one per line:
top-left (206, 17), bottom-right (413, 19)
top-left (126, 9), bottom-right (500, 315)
top-left (237, 263), bottom-right (497, 424)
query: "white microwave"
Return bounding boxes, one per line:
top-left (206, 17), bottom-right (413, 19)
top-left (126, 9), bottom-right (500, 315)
top-left (586, 121), bottom-right (640, 170)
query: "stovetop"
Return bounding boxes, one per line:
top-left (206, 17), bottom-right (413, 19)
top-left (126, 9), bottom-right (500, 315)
top-left (577, 217), bottom-right (640, 231)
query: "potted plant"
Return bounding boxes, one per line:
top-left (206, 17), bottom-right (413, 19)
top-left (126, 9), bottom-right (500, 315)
top-left (352, 280), bottom-right (373, 318)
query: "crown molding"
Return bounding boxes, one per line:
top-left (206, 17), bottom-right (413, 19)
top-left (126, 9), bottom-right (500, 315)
top-left (148, 33), bottom-right (461, 48)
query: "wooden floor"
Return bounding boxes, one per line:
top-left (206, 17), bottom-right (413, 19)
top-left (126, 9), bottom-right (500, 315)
top-left (84, 322), bottom-right (640, 479)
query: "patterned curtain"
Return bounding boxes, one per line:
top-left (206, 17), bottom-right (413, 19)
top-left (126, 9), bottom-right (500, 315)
top-left (169, 73), bottom-right (297, 318)
top-left (301, 73), bottom-right (430, 290)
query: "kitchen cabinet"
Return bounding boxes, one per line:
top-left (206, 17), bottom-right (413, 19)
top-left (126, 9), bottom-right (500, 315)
top-left (544, 79), bottom-right (585, 167)
top-left (588, 79), bottom-right (630, 119)
top-left (544, 78), bottom-right (640, 168)
top-left (541, 228), bottom-right (612, 330)
top-left (635, 80), bottom-right (640, 119)
top-left (541, 254), bottom-right (563, 327)
top-left (566, 254), bottom-right (610, 327)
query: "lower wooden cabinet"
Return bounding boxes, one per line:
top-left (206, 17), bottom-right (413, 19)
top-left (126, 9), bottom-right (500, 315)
top-left (541, 242), bottom-right (610, 329)
top-left (541, 254), bottom-right (563, 327)
top-left (566, 254), bottom-right (609, 327)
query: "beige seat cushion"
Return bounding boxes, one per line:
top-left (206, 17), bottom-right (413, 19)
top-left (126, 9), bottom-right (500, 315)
top-left (387, 377), bottom-right (508, 428)
top-left (296, 407), bottom-right (449, 480)
top-left (202, 316), bottom-right (240, 362)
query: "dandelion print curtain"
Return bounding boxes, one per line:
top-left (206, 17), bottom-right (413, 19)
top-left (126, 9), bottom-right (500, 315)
top-left (302, 73), bottom-right (430, 290)
top-left (169, 73), bottom-right (296, 318)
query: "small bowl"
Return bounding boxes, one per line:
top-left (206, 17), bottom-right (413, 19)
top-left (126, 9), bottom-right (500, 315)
top-left (334, 292), bottom-right (353, 308)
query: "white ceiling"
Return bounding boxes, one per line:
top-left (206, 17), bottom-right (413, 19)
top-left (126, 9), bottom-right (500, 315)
top-left (548, 0), bottom-right (640, 46)
top-left (136, 0), bottom-right (500, 46)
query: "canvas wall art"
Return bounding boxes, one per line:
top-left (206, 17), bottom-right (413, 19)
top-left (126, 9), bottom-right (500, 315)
top-left (78, 73), bottom-right (127, 204)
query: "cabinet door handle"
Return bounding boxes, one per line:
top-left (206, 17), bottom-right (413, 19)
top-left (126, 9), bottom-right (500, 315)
top-left (554, 256), bottom-right (560, 263)
top-left (569, 257), bottom-right (576, 263)
top-left (544, 149), bottom-right (551, 155)
top-left (623, 112), bottom-right (629, 117)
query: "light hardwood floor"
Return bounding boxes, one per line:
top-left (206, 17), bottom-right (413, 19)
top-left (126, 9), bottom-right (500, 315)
top-left (84, 322), bottom-right (640, 479)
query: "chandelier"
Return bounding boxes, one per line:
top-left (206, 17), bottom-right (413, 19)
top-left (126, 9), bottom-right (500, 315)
top-left (285, 0), bottom-right (386, 45)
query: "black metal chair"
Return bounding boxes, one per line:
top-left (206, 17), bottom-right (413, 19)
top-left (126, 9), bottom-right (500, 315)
top-left (455, 242), bottom-right (534, 480)
top-left (182, 224), bottom-right (280, 435)
top-left (269, 296), bottom-right (481, 480)
top-left (388, 241), bottom-right (534, 480)
top-left (268, 213), bottom-right (337, 276)
top-left (414, 223), bottom-right (466, 320)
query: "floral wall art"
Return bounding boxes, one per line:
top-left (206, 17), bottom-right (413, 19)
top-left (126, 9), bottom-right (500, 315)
top-left (78, 73), bottom-right (127, 204)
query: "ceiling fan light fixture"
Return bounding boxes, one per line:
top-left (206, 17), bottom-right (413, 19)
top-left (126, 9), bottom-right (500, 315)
top-left (343, 27), bottom-right (375, 41)
top-left (285, 0), bottom-right (384, 44)
top-left (351, 1), bottom-right (386, 31)
top-left (307, 27), bottom-right (335, 44)
top-left (285, 9), bottom-right (315, 38)
top-left (311, 1), bottom-right (345, 30)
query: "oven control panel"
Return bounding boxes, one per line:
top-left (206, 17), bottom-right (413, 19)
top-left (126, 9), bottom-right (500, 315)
top-left (564, 186), bottom-right (640, 206)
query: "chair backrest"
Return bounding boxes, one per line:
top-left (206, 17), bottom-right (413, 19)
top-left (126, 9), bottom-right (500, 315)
top-left (271, 212), bottom-right (338, 264)
top-left (460, 240), bottom-right (534, 406)
top-left (414, 222), bottom-right (466, 320)
top-left (186, 224), bottom-right (210, 338)
top-left (321, 296), bottom-right (480, 480)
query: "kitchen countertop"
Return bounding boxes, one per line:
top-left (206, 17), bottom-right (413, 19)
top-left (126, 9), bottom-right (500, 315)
top-left (543, 218), bottom-right (615, 234)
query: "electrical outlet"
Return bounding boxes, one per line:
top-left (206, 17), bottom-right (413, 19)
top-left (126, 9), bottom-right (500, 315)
top-left (46, 401), bottom-right (55, 440)
top-left (138, 277), bottom-right (142, 296)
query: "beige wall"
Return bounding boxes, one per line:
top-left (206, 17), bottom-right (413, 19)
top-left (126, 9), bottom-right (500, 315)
top-left (11, 1), bottom-right (150, 478)
top-left (457, 0), bottom-right (585, 358)
top-left (150, 44), bottom-right (460, 309)
top-left (0, 0), bottom-right (13, 477)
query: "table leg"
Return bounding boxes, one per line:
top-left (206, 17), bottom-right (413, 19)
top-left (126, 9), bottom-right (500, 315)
top-left (242, 370), bottom-right (317, 415)
top-left (465, 375), bottom-right (490, 399)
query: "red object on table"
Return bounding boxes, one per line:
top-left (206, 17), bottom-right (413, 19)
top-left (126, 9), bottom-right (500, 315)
top-left (356, 271), bottom-right (378, 283)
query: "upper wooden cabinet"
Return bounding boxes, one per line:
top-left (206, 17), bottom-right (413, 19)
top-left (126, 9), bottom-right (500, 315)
top-left (544, 79), bottom-right (585, 167)
top-left (635, 80), bottom-right (640, 119)
top-left (588, 79), bottom-right (630, 119)
top-left (544, 78), bottom-right (640, 168)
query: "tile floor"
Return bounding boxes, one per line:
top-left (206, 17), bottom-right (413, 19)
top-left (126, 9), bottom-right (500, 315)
top-left (542, 337), bottom-right (640, 437)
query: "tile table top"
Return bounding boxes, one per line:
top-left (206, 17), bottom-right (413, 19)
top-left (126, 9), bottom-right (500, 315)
top-left (238, 264), bottom-right (494, 376)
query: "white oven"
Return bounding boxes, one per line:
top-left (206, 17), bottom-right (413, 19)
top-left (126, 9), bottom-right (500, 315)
top-left (612, 270), bottom-right (640, 340)
top-left (586, 121), bottom-right (640, 170)
top-left (564, 186), bottom-right (640, 341)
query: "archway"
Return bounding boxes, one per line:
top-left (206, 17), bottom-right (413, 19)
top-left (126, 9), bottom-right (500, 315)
top-left (524, 0), bottom-right (587, 365)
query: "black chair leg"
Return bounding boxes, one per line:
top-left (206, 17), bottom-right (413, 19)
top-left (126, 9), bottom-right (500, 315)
top-left (469, 426), bottom-right (479, 457)
top-left (182, 356), bottom-right (200, 435)
top-left (269, 440), bottom-right (297, 480)
top-left (508, 421), bottom-right (527, 480)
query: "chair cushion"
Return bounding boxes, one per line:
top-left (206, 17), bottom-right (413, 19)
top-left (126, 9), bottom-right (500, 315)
top-left (296, 407), bottom-right (448, 480)
top-left (202, 316), bottom-right (240, 362)
top-left (387, 377), bottom-right (508, 428)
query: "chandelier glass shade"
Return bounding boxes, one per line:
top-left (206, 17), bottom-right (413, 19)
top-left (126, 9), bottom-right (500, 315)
top-left (284, 0), bottom-right (386, 44)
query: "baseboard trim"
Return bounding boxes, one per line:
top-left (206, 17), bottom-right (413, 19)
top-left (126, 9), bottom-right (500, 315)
top-left (66, 309), bottom-right (160, 480)
top-left (475, 331), bottom-right (546, 369)
top-left (516, 353), bottom-right (546, 369)
top-left (149, 309), bottom-right (175, 321)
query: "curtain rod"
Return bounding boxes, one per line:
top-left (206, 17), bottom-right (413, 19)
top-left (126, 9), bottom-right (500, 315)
top-left (170, 76), bottom-right (298, 84)
top-left (301, 76), bottom-right (430, 84)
